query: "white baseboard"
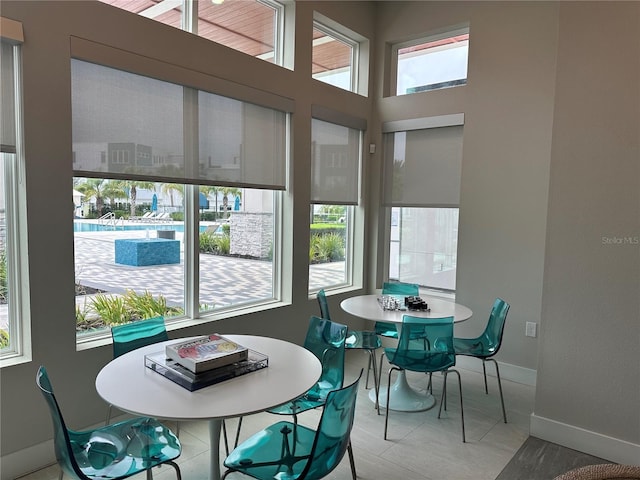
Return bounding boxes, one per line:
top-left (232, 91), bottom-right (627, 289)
top-left (530, 414), bottom-right (640, 465)
top-left (1, 440), bottom-right (56, 480)
top-left (454, 356), bottom-right (537, 387)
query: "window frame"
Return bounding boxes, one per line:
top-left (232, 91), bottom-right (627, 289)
top-left (308, 110), bottom-right (365, 295)
top-left (390, 25), bottom-right (470, 97)
top-left (312, 19), bottom-right (359, 93)
top-left (70, 42), bottom-right (292, 348)
top-left (0, 20), bottom-right (32, 366)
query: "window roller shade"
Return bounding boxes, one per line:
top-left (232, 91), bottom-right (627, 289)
top-left (71, 59), bottom-right (288, 189)
top-left (383, 124), bottom-right (463, 208)
top-left (311, 118), bottom-right (361, 205)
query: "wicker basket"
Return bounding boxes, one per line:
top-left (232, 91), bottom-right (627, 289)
top-left (554, 464), bottom-right (640, 480)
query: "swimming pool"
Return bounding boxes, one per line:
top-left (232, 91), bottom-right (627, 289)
top-left (73, 221), bottom-right (208, 233)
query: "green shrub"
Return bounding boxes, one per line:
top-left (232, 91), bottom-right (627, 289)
top-left (75, 290), bottom-right (184, 330)
top-left (0, 329), bottom-right (9, 349)
top-left (199, 231), bottom-right (230, 255)
top-left (309, 232), bottom-right (345, 263)
top-left (0, 250), bottom-right (7, 303)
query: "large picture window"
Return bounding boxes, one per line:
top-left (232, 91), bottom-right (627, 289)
top-left (71, 56), bottom-right (289, 342)
top-left (0, 19), bottom-right (30, 365)
top-left (99, 0), bottom-right (285, 65)
top-left (309, 115), bottom-right (363, 293)
top-left (393, 26), bottom-right (469, 96)
top-left (383, 115), bottom-right (463, 292)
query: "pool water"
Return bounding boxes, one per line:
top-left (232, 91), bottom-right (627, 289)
top-left (73, 221), bottom-right (207, 233)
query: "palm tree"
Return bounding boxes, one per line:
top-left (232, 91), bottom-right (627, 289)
top-left (75, 178), bottom-right (112, 215)
top-left (162, 183), bottom-right (183, 208)
top-left (116, 180), bottom-right (156, 217)
top-left (221, 187), bottom-right (241, 215)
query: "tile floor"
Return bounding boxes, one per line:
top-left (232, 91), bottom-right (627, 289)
top-left (19, 350), bottom-right (534, 480)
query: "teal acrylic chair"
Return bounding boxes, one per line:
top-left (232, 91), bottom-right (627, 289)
top-left (36, 366), bottom-right (182, 480)
top-left (382, 315), bottom-right (465, 442)
top-left (317, 289), bottom-right (381, 402)
top-left (232, 315), bottom-right (353, 476)
top-left (106, 317), bottom-right (169, 425)
top-left (111, 316), bottom-right (169, 359)
top-left (222, 371), bottom-right (362, 480)
top-left (453, 298), bottom-right (511, 423)
top-left (374, 282), bottom-right (420, 339)
top-left (267, 315), bottom-right (348, 422)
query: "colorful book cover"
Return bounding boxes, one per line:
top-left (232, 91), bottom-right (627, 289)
top-left (165, 334), bottom-right (248, 374)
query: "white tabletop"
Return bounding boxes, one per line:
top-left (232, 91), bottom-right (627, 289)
top-left (95, 334), bottom-right (321, 421)
top-left (340, 294), bottom-right (472, 324)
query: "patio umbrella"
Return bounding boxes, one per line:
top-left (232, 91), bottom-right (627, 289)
top-left (151, 193), bottom-right (158, 212)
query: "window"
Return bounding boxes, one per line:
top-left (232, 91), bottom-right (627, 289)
top-left (309, 114), bottom-right (364, 293)
top-left (312, 21), bottom-right (358, 92)
top-left (394, 26), bottom-right (469, 96)
top-left (99, 0), bottom-right (285, 65)
top-left (0, 18), bottom-right (30, 365)
top-left (383, 115), bottom-right (463, 292)
top-left (71, 51), bottom-right (290, 343)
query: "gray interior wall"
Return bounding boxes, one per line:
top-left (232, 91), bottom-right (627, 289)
top-left (371, 1), bottom-right (557, 374)
top-left (533, 2), bottom-right (640, 455)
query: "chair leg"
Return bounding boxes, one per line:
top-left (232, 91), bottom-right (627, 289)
top-left (369, 350), bottom-right (380, 412)
top-left (146, 468), bottom-right (153, 480)
top-left (486, 358), bottom-right (507, 423)
top-left (167, 460), bottom-right (182, 480)
top-left (234, 416), bottom-right (244, 448)
top-left (377, 352), bottom-right (386, 416)
top-left (437, 370), bottom-right (465, 442)
top-left (222, 419), bottom-right (230, 456)
top-left (383, 366), bottom-right (400, 440)
top-left (58, 469), bottom-right (63, 480)
top-left (347, 439), bottom-right (357, 480)
top-left (364, 353), bottom-right (373, 389)
top-left (482, 360), bottom-right (489, 394)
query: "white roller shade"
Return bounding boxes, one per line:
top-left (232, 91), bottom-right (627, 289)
top-left (311, 118), bottom-right (361, 205)
top-left (71, 59), bottom-right (288, 189)
top-left (1, 41), bottom-right (16, 153)
top-left (383, 123), bottom-right (463, 207)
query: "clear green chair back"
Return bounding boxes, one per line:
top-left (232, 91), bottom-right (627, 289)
top-left (382, 281), bottom-right (420, 296)
top-left (386, 315), bottom-right (456, 372)
top-left (317, 289), bottom-right (331, 320)
top-left (111, 316), bottom-right (168, 358)
top-left (269, 316), bottom-right (347, 415)
top-left (453, 298), bottom-right (510, 357)
top-left (375, 282), bottom-right (420, 338)
top-left (36, 366), bottom-right (182, 480)
top-left (224, 372), bottom-right (362, 480)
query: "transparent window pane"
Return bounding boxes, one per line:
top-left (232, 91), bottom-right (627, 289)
top-left (396, 32), bottom-right (469, 96)
top-left (389, 207), bottom-right (458, 291)
top-left (199, 187), bottom-right (276, 312)
top-left (0, 155), bottom-right (9, 351)
top-left (309, 204), bottom-right (349, 292)
top-left (99, 0), bottom-right (280, 64)
top-left (74, 178), bottom-right (185, 339)
top-left (312, 26), bottom-right (354, 92)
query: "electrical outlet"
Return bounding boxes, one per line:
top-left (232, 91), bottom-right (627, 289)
top-left (525, 322), bottom-right (537, 338)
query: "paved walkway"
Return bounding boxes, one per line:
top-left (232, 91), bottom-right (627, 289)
top-left (73, 228), bottom-right (344, 310)
top-left (0, 227), bottom-right (344, 331)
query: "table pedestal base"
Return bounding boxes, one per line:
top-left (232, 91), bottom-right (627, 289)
top-left (370, 371), bottom-right (436, 412)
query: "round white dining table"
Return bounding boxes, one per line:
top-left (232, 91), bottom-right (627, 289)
top-left (340, 294), bottom-right (472, 412)
top-left (95, 334), bottom-right (321, 480)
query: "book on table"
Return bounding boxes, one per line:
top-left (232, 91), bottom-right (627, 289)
top-left (165, 334), bottom-right (248, 373)
top-left (145, 349), bottom-right (268, 391)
